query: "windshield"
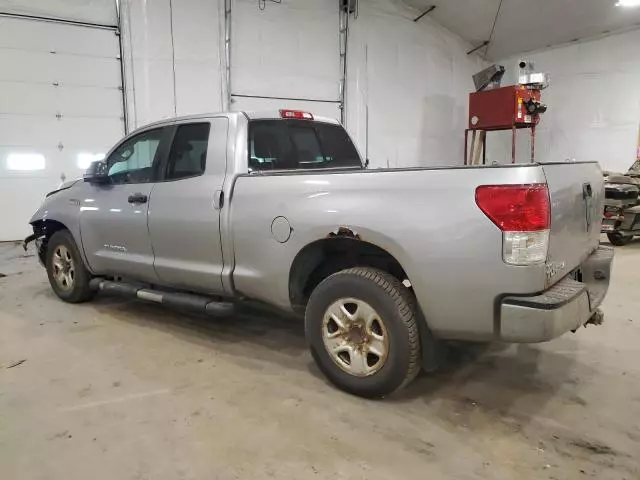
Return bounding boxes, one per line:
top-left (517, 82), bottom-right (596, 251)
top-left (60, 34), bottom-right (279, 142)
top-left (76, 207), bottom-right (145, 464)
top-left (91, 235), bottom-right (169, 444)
top-left (248, 120), bottom-right (362, 172)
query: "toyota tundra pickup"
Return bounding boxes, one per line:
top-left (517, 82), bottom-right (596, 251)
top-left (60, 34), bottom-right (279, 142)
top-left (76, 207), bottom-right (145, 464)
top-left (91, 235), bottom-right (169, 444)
top-left (25, 110), bottom-right (613, 398)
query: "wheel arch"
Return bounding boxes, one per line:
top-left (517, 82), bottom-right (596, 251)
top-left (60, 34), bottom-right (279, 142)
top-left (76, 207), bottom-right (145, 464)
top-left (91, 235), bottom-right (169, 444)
top-left (30, 218), bottom-right (91, 272)
top-left (288, 230), bottom-right (443, 372)
top-left (288, 233), bottom-right (410, 316)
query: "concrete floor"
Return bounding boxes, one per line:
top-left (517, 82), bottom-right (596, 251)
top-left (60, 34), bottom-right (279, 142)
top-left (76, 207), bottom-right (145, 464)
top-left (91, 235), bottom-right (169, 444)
top-left (0, 241), bottom-right (638, 480)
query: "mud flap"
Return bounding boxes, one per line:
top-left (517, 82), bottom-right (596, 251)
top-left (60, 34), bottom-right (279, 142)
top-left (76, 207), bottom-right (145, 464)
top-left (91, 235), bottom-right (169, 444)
top-left (416, 308), bottom-right (446, 372)
top-left (586, 308), bottom-right (604, 326)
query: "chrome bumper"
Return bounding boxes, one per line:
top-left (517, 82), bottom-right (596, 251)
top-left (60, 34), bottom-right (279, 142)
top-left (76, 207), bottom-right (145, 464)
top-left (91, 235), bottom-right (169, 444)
top-left (499, 246), bottom-right (614, 343)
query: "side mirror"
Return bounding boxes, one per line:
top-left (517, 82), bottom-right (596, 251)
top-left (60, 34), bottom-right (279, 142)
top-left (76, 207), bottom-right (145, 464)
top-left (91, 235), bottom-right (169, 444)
top-left (83, 160), bottom-right (110, 184)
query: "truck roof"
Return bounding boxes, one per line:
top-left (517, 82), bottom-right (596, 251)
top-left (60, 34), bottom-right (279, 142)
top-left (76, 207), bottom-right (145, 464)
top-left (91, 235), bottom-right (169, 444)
top-left (133, 110), bottom-right (340, 134)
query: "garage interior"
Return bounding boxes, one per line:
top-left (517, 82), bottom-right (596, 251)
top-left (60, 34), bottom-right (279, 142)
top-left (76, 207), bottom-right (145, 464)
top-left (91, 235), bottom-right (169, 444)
top-left (1, 0), bottom-right (640, 479)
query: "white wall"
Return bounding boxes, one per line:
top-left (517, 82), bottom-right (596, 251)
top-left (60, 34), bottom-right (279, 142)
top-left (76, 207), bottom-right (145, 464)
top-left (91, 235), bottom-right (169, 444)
top-left (345, 0), bottom-right (486, 168)
top-left (120, 0), bottom-right (483, 168)
top-left (120, 0), bottom-right (225, 129)
top-left (488, 29), bottom-right (640, 173)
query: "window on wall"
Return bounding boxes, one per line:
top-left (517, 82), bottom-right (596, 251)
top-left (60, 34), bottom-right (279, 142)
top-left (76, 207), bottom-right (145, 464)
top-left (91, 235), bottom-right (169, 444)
top-left (77, 153), bottom-right (105, 170)
top-left (165, 123), bottom-right (211, 180)
top-left (248, 120), bottom-right (361, 171)
top-left (107, 128), bottom-right (163, 184)
top-left (6, 153), bottom-right (46, 171)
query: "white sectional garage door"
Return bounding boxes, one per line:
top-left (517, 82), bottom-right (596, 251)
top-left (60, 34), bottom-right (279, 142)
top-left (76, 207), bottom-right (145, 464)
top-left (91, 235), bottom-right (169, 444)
top-left (230, 0), bottom-right (341, 120)
top-left (0, 17), bottom-right (124, 241)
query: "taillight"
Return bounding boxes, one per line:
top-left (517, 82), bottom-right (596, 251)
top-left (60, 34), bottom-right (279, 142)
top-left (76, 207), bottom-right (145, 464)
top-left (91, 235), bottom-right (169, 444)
top-left (475, 184), bottom-right (550, 266)
top-left (279, 109), bottom-right (313, 120)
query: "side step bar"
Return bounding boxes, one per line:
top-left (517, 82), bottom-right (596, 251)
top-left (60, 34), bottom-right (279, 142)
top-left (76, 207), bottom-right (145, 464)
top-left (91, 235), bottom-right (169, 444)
top-left (89, 278), bottom-right (235, 317)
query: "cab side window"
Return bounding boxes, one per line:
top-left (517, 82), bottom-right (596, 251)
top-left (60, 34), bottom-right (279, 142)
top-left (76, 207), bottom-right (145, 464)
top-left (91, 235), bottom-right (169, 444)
top-left (107, 128), bottom-right (163, 184)
top-left (165, 123), bottom-right (211, 180)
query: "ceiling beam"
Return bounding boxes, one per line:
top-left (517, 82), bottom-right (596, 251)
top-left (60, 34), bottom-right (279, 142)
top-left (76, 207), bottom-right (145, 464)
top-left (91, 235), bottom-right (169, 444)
top-left (467, 41), bottom-right (489, 55)
top-left (413, 5), bottom-right (436, 22)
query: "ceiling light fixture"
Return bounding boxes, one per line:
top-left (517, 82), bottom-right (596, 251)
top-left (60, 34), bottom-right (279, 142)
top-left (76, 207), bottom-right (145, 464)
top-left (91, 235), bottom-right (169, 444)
top-left (616, 0), bottom-right (640, 7)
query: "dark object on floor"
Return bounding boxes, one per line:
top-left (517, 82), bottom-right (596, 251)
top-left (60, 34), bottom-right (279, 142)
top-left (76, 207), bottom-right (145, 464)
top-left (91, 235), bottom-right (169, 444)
top-left (6, 359), bottom-right (26, 369)
top-left (571, 439), bottom-right (617, 456)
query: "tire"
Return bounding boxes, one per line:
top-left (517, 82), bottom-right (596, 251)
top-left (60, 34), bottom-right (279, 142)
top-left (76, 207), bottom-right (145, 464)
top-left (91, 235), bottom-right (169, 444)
top-left (305, 267), bottom-right (421, 398)
top-left (46, 230), bottom-right (94, 303)
top-left (607, 232), bottom-right (632, 246)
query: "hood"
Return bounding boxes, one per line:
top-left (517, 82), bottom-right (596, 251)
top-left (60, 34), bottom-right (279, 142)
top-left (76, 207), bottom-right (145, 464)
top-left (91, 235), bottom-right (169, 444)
top-left (57, 177), bottom-right (82, 190)
top-left (46, 178), bottom-right (82, 198)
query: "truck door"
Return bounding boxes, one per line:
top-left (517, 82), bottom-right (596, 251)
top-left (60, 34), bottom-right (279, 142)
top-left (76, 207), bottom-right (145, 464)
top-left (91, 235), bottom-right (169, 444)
top-left (80, 127), bottom-right (168, 282)
top-left (147, 118), bottom-right (229, 294)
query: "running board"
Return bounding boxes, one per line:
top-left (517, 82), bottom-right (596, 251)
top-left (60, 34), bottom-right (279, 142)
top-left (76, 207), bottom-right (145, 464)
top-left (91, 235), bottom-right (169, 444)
top-left (89, 278), bottom-right (235, 317)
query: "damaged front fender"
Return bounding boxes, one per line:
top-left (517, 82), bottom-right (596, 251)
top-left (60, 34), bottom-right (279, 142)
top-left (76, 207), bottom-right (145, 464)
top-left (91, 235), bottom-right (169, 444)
top-left (22, 221), bottom-right (48, 266)
top-left (22, 231), bottom-right (41, 251)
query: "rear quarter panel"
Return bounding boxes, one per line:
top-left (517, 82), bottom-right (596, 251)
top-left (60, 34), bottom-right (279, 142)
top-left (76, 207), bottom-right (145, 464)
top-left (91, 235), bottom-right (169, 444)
top-left (230, 165), bottom-right (548, 340)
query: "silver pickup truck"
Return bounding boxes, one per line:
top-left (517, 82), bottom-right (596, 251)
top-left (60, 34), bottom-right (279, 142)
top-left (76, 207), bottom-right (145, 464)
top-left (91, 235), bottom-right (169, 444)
top-left (25, 110), bottom-right (613, 398)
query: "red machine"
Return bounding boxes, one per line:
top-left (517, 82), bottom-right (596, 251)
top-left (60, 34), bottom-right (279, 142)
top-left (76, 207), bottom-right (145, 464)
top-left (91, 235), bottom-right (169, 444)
top-left (464, 63), bottom-right (548, 165)
top-left (469, 86), bottom-right (542, 130)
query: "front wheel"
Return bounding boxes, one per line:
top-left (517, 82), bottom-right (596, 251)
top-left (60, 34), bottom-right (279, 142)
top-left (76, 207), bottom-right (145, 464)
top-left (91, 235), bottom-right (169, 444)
top-left (46, 230), bottom-right (94, 303)
top-left (607, 232), bottom-right (633, 246)
top-left (305, 267), bottom-right (421, 398)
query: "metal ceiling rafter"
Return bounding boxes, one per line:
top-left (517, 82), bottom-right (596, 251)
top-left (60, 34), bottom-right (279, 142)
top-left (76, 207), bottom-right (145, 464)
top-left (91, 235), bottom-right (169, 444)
top-left (484, 0), bottom-right (504, 58)
top-left (413, 5), bottom-right (436, 23)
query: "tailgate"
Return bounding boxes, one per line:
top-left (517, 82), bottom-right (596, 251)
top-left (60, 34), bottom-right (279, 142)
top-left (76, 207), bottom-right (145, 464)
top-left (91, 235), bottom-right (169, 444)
top-left (541, 162), bottom-right (604, 286)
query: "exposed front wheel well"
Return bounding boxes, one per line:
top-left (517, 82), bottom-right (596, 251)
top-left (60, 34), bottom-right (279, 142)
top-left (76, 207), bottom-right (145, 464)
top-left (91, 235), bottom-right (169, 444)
top-left (288, 237), bottom-right (409, 315)
top-left (30, 220), bottom-right (70, 265)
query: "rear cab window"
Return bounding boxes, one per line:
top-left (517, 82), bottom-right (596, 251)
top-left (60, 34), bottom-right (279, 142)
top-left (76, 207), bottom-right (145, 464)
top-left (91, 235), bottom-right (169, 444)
top-left (248, 120), bottom-right (362, 172)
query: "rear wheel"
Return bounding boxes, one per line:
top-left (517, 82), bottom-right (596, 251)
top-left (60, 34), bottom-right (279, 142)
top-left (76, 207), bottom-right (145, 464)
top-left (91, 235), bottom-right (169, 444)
top-left (607, 232), bottom-right (632, 246)
top-left (46, 230), bottom-right (94, 303)
top-left (305, 267), bottom-right (421, 398)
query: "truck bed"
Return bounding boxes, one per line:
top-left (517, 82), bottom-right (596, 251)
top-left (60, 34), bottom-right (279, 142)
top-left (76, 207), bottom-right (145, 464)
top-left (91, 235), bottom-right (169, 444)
top-left (230, 161), bottom-right (604, 341)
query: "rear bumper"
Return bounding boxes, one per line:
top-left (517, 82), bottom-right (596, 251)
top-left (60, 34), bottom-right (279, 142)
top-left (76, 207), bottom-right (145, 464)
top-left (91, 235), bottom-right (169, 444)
top-left (499, 245), bottom-right (614, 342)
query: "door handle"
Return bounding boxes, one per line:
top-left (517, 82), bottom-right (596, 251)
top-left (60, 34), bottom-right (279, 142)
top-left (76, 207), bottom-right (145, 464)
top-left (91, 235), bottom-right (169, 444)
top-left (128, 193), bottom-right (148, 204)
top-left (213, 189), bottom-right (224, 210)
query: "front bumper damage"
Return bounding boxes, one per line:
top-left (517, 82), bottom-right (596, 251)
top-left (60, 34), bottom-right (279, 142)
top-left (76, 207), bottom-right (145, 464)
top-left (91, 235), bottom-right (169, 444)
top-left (499, 245), bottom-right (614, 342)
top-left (23, 223), bottom-right (47, 266)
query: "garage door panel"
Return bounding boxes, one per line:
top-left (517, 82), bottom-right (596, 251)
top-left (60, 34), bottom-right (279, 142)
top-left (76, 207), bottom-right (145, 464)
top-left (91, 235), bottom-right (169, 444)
top-left (0, 145), bottom-right (61, 178)
top-left (0, 116), bottom-right (122, 147)
top-left (0, 50), bottom-right (121, 87)
top-left (0, 177), bottom-right (62, 236)
top-left (0, 17), bottom-right (118, 57)
top-left (232, 70), bottom-right (339, 101)
top-left (0, 144), bottom-right (115, 180)
top-left (231, 0), bottom-right (339, 101)
top-left (0, 17), bottom-right (124, 240)
top-left (0, 82), bottom-right (122, 117)
top-left (56, 117), bottom-right (123, 149)
top-left (0, 1), bottom-right (117, 28)
top-left (0, 117), bottom-right (68, 146)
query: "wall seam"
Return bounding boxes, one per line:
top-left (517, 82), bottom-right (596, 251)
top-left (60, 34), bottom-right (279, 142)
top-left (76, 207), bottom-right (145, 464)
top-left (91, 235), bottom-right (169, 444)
top-left (168, 0), bottom-right (178, 116)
